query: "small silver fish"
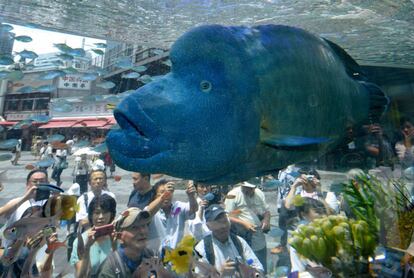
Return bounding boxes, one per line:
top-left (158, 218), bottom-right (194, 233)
top-left (3, 215), bottom-right (58, 242)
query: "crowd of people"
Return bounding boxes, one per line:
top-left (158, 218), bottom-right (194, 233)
top-left (0, 117), bottom-right (412, 277)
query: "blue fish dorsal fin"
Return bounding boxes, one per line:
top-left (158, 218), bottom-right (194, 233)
top-left (322, 38), bottom-right (366, 81)
top-left (261, 135), bottom-right (331, 148)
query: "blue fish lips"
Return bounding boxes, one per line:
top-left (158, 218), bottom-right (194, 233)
top-left (106, 97), bottom-right (171, 162)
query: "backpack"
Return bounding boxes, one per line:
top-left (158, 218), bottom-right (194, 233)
top-left (204, 233), bottom-right (244, 265)
top-left (98, 251), bottom-right (128, 278)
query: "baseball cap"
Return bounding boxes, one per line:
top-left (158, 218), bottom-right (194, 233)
top-left (115, 207), bottom-right (151, 230)
top-left (204, 204), bottom-right (227, 222)
top-left (241, 181), bottom-right (256, 188)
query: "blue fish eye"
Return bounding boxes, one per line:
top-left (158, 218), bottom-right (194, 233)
top-left (200, 80), bottom-right (212, 93)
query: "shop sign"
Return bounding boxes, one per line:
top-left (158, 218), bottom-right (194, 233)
top-left (51, 100), bottom-right (112, 117)
top-left (5, 112), bottom-right (46, 121)
top-left (58, 74), bottom-right (91, 90)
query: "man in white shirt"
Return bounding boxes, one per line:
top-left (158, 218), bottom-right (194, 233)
top-left (194, 204), bottom-right (264, 277)
top-left (225, 182), bottom-right (270, 273)
top-left (75, 170), bottom-right (115, 228)
top-left (0, 169), bottom-right (49, 248)
top-left (150, 179), bottom-right (197, 251)
top-left (187, 182), bottom-right (213, 241)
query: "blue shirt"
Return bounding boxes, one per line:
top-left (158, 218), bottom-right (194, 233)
top-left (127, 188), bottom-right (155, 209)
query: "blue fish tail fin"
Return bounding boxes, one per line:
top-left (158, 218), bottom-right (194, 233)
top-left (360, 81), bottom-right (390, 123)
top-left (323, 38), bottom-right (367, 81)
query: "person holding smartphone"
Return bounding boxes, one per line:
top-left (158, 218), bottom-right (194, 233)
top-left (70, 194), bottom-right (117, 278)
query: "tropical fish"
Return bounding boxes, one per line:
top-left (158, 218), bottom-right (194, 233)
top-left (36, 85), bottom-right (57, 93)
top-left (97, 81), bottom-right (116, 89)
top-left (52, 103), bottom-right (73, 113)
top-left (67, 48), bottom-right (85, 57)
top-left (12, 119), bottom-right (33, 129)
top-left (14, 35), bottom-right (32, 42)
top-left (35, 158), bottom-right (55, 168)
top-left (94, 42), bottom-right (107, 48)
top-left (164, 235), bottom-right (195, 274)
top-left (81, 72), bottom-right (98, 81)
top-left (54, 43), bottom-right (73, 53)
top-left (122, 72), bottom-right (140, 79)
top-left (91, 49), bottom-right (105, 55)
top-left (0, 23), bottom-right (13, 32)
top-left (39, 70), bottom-right (66, 80)
top-left (3, 215), bottom-right (58, 242)
top-left (0, 139), bottom-right (18, 149)
top-left (132, 65), bottom-right (147, 72)
top-left (18, 50), bottom-right (38, 59)
top-left (106, 24), bottom-right (389, 185)
top-left (17, 85), bottom-right (33, 93)
top-left (138, 74), bottom-right (152, 83)
top-left (29, 114), bottom-right (51, 123)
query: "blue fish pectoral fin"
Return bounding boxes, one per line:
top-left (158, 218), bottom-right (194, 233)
top-left (261, 135), bottom-right (331, 148)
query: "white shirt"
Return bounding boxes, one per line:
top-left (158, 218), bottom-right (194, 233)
top-left (76, 190), bottom-right (116, 221)
top-left (152, 201), bottom-right (194, 250)
top-left (187, 197), bottom-right (211, 241)
top-left (91, 159), bottom-right (105, 171)
top-left (224, 186), bottom-right (269, 250)
top-left (194, 235), bottom-right (264, 277)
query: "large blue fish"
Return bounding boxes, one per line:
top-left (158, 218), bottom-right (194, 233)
top-left (106, 24), bottom-right (388, 184)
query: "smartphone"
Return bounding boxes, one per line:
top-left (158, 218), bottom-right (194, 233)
top-left (93, 224), bottom-right (114, 238)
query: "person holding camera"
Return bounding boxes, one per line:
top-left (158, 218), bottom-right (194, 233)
top-left (70, 194), bottom-right (117, 278)
top-left (284, 169), bottom-right (334, 215)
top-left (98, 207), bottom-right (155, 278)
top-left (187, 182), bottom-right (217, 241)
top-left (194, 204), bottom-right (264, 277)
top-left (224, 181), bottom-right (270, 274)
top-left (150, 179), bottom-right (198, 251)
top-left (0, 170), bottom-right (49, 249)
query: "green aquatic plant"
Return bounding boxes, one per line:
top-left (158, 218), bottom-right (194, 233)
top-left (342, 174), bottom-right (414, 249)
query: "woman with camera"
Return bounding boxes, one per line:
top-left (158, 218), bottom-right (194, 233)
top-left (70, 194), bottom-right (117, 278)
